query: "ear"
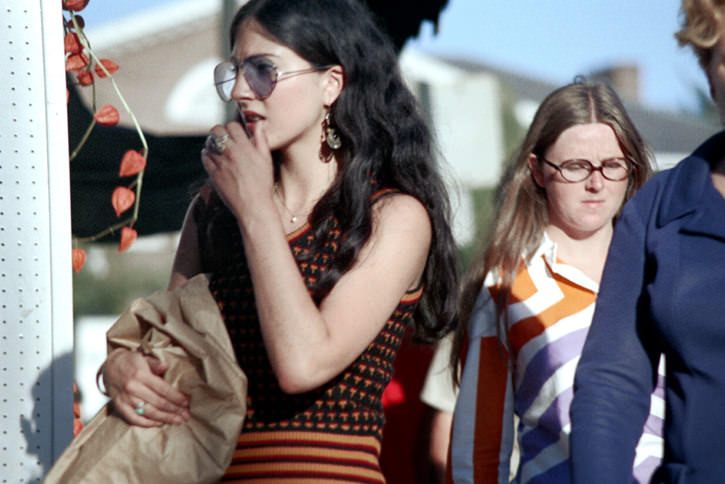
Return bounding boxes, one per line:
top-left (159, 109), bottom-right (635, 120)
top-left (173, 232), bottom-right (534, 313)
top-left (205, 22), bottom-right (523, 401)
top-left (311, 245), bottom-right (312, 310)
top-left (322, 65), bottom-right (344, 106)
top-left (528, 154), bottom-right (545, 187)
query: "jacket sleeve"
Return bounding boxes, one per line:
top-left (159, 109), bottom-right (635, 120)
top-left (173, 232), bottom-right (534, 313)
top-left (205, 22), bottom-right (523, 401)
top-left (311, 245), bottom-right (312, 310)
top-left (570, 198), bottom-right (660, 483)
top-left (450, 287), bottom-right (515, 484)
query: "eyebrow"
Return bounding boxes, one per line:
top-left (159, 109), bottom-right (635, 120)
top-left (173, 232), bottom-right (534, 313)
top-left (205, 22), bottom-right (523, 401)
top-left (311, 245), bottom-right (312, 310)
top-left (231, 51), bottom-right (281, 61)
top-left (559, 157), bottom-right (627, 163)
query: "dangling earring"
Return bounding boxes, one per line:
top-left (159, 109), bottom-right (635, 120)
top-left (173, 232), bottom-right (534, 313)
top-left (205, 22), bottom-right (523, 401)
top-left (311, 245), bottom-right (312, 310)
top-left (324, 112), bottom-right (342, 150)
top-left (319, 111), bottom-right (341, 163)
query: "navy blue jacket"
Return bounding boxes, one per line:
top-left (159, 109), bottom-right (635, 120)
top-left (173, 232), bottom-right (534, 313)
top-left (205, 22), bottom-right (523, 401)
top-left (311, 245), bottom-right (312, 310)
top-left (570, 131), bottom-right (725, 484)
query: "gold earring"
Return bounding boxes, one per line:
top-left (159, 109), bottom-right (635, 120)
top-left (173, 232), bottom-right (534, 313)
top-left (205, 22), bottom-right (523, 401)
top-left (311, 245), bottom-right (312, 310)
top-left (325, 112), bottom-right (342, 150)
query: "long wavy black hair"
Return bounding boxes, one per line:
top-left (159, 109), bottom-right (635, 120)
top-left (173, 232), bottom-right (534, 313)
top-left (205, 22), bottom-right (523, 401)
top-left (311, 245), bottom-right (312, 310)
top-left (220, 0), bottom-right (458, 340)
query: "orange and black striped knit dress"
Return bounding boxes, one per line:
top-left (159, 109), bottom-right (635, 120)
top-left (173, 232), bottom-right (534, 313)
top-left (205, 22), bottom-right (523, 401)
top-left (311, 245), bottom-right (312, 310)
top-left (196, 190), bottom-right (422, 483)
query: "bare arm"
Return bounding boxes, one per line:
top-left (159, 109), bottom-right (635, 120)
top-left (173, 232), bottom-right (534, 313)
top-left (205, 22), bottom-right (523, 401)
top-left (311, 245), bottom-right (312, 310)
top-left (101, 194), bottom-right (205, 426)
top-left (203, 121), bottom-right (432, 393)
top-left (428, 408), bottom-right (453, 484)
top-left (168, 193), bottom-right (205, 290)
top-left (242, 193), bottom-right (431, 393)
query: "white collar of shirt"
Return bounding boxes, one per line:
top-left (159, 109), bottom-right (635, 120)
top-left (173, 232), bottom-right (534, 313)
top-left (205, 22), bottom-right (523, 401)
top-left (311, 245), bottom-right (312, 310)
top-left (535, 232), bottom-right (599, 294)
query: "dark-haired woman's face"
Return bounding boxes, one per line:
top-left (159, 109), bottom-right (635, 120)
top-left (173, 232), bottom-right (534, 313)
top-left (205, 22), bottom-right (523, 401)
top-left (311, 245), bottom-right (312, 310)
top-left (228, 21), bottom-right (340, 151)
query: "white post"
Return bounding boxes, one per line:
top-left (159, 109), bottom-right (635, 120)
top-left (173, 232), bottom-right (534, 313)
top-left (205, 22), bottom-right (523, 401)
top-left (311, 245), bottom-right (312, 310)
top-left (0, 0), bottom-right (74, 481)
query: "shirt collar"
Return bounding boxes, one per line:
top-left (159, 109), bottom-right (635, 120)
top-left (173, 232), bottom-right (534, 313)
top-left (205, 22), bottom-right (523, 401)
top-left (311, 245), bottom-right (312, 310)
top-left (536, 232), bottom-right (599, 294)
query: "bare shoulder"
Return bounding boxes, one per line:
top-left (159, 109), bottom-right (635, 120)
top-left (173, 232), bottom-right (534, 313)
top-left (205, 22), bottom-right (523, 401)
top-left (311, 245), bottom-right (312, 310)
top-left (364, 192), bottom-right (432, 274)
top-left (372, 192), bottom-right (431, 236)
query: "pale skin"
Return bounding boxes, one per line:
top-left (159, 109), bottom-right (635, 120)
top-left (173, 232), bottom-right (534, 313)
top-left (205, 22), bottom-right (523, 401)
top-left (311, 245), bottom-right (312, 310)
top-left (427, 408), bottom-right (453, 484)
top-left (103, 20), bottom-right (432, 427)
top-left (528, 122), bottom-right (630, 283)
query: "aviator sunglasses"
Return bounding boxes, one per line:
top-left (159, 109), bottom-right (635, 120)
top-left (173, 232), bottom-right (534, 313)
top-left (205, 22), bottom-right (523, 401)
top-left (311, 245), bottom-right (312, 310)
top-left (214, 55), bottom-right (332, 102)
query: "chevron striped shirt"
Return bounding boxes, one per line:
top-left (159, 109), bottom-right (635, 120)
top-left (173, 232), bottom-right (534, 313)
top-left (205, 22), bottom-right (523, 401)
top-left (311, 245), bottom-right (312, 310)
top-left (450, 235), bottom-right (664, 484)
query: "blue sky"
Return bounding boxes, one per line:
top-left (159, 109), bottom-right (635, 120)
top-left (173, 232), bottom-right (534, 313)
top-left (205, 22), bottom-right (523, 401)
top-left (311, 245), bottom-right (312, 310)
top-left (79, 0), bottom-right (708, 113)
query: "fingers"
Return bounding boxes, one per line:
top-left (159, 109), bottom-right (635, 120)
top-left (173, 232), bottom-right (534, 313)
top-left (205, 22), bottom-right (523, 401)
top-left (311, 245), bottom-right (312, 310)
top-left (145, 356), bottom-right (190, 408)
top-left (250, 120), bottom-right (268, 152)
top-left (124, 359), bottom-right (191, 424)
top-left (104, 349), bottom-right (191, 426)
top-left (226, 120), bottom-right (250, 143)
top-left (113, 397), bottom-right (164, 428)
top-left (147, 355), bottom-right (169, 376)
top-left (115, 385), bottom-right (190, 427)
top-left (208, 121), bottom-right (264, 158)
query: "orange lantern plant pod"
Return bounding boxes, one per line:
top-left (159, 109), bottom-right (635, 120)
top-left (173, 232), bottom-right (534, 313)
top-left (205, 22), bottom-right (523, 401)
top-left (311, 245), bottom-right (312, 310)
top-left (64, 0), bottom-right (149, 258)
top-left (62, 0), bottom-right (90, 12)
top-left (64, 32), bottom-right (82, 55)
top-left (119, 150), bottom-right (146, 177)
top-left (71, 248), bottom-right (87, 273)
top-left (65, 52), bottom-right (89, 72)
top-left (76, 70), bottom-right (94, 86)
top-left (71, 14), bottom-right (86, 29)
top-left (94, 104), bottom-right (120, 126)
top-left (118, 226), bottom-right (138, 253)
top-left (94, 59), bottom-right (119, 78)
top-left (111, 186), bottom-right (135, 217)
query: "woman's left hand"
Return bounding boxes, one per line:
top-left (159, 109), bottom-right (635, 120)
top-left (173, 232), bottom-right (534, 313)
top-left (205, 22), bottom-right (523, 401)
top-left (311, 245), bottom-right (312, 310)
top-left (201, 120), bottom-right (275, 221)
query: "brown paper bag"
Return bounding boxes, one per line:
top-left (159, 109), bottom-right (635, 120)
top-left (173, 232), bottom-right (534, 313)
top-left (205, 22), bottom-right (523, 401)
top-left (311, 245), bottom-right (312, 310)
top-left (44, 274), bottom-right (247, 484)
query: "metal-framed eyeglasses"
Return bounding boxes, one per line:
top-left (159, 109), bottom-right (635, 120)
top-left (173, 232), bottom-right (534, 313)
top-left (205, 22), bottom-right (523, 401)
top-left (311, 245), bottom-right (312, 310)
top-left (214, 55), bottom-right (332, 102)
top-left (539, 157), bottom-right (631, 183)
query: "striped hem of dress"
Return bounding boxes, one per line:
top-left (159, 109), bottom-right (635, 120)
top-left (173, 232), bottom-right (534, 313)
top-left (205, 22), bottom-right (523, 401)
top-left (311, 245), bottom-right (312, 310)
top-left (222, 430), bottom-right (385, 483)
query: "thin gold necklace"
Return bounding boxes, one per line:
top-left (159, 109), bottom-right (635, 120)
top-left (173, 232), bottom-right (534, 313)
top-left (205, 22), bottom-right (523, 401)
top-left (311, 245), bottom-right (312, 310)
top-left (274, 184), bottom-right (311, 224)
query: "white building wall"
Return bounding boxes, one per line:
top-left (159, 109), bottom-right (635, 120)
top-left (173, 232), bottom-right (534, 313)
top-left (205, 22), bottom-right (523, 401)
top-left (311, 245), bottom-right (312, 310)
top-left (431, 75), bottom-right (504, 188)
top-left (400, 49), bottom-right (503, 246)
top-left (1, 1), bottom-right (74, 481)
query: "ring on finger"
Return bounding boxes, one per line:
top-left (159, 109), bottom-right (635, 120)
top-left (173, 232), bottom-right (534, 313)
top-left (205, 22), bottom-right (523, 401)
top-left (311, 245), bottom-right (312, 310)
top-left (135, 400), bottom-right (146, 416)
top-left (205, 132), bottom-right (230, 155)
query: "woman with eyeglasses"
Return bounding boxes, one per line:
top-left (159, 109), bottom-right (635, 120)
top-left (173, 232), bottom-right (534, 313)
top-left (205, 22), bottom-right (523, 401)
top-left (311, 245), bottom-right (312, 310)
top-left (99, 0), bottom-right (458, 481)
top-left (571, 1), bottom-right (725, 482)
top-left (447, 80), bottom-right (660, 484)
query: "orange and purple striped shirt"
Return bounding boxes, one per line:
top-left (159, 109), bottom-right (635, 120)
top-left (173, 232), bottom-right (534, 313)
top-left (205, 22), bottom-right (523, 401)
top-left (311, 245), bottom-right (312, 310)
top-left (450, 235), bottom-right (664, 484)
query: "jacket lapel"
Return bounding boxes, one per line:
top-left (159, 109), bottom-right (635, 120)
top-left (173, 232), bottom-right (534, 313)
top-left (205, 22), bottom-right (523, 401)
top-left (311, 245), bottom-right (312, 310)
top-left (657, 130), bottom-right (725, 241)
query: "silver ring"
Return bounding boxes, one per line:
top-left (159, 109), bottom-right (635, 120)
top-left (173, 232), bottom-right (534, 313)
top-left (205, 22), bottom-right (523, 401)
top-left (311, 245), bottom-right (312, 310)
top-left (135, 401), bottom-right (146, 416)
top-left (205, 133), bottom-right (229, 155)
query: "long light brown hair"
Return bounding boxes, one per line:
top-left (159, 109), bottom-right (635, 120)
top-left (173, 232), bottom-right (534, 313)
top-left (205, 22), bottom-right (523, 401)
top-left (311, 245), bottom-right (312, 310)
top-left (451, 79), bottom-right (654, 383)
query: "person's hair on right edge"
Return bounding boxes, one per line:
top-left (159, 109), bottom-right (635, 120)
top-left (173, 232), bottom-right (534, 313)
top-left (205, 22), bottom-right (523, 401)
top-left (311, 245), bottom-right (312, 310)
top-left (452, 77), bottom-right (654, 381)
top-left (675, 0), bottom-right (725, 69)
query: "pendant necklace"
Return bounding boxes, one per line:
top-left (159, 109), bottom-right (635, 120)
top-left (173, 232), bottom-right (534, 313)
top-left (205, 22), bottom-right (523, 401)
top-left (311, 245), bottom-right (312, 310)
top-left (274, 184), bottom-right (309, 224)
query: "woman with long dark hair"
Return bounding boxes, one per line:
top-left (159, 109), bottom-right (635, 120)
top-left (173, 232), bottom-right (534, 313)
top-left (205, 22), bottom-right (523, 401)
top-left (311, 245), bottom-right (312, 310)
top-left (100, 0), bottom-right (458, 481)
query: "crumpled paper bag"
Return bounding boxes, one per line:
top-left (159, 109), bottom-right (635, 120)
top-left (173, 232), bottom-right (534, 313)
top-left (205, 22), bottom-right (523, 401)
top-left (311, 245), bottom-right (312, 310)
top-left (44, 273), bottom-right (247, 484)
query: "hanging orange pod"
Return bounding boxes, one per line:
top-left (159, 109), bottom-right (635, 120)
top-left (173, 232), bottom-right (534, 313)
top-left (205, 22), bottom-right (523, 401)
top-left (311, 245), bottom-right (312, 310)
top-left (63, 0), bottom-right (90, 12)
top-left (64, 32), bottom-right (82, 55)
top-left (119, 150), bottom-right (146, 177)
top-left (111, 186), bottom-right (135, 217)
top-left (76, 70), bottom-right (94, 86)
top-left (65, 53), bottom-right (89, 72)
top-left (94, 104), bottom-right (120, 126)
top-left (118, 227), bottom-right (138, 253)
top-left (71, 248), bottom-right (86, 273)
top-left (94, 59), bottom-right (119, 78)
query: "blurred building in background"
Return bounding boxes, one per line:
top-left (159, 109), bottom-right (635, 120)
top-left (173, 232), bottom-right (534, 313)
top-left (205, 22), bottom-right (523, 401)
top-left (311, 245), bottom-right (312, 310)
top-left (81, 0), bottom-right (718, 242)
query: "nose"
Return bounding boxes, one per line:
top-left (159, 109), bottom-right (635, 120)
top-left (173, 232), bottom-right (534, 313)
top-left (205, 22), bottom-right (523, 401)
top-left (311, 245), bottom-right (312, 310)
top-left (230, 71), bottom-right (255, 101)
top-left (585, 168), bottom-right (605, 191)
